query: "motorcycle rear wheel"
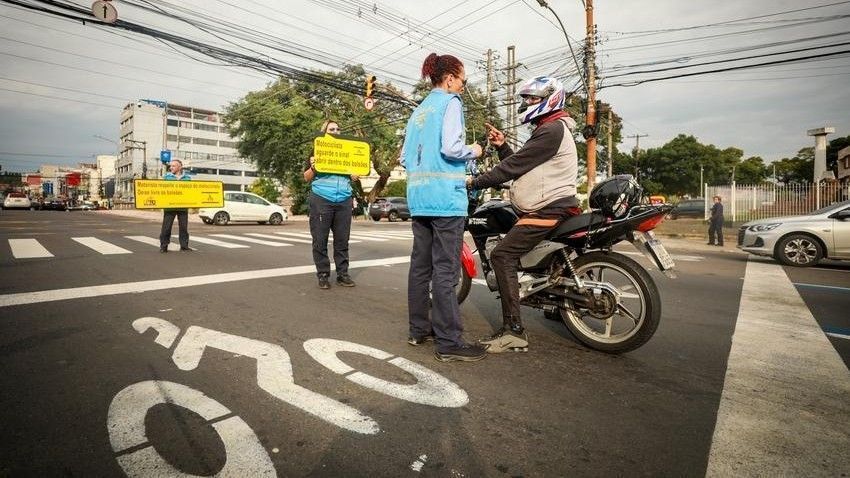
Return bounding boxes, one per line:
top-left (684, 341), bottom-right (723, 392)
top-left (557, 251), bottom-right (661, 354)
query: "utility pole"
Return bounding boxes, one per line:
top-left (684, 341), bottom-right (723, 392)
top-left (485, 49), bottom-right (494, 105)
top-left (626, 133), bottom-right (648, 180)
top-left (506, 45), bottom-right (518, 150)
top-left (584, 0), bottom-right (598, 189)
top-left (606, 109), bottom-right (613, 178)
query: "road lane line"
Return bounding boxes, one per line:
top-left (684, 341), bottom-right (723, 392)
top-left (273, 231), bottom-right (363, 244)
top-left (341, 233), bottom-right (388, 242)
top-left (8, 239), bottom-right (53, 258)
top-left (706, 257), bottom-right (850, 476)
top-left (0, 256), bottom-right (411, 308)
top-left (826, 332), bottom-right (850, 340)
top-left (72, 237), bottom-right (132, 255)
top-left (210, 234), bottom-right (292, 247)
top-left (792, 282), bottom-right (850, 293)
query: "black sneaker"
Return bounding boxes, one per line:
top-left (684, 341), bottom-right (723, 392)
top-left (336, 274), bottom-right (356, 287)
top-left (159, 247), bottom-right (168, 253)
top-left (434, 343), bottom-right (487, 362)
top-left (180, 247), bottom-right (193, 252)
top-left (407, 334), bottom-right (435, 346)
top-left (318, 276), bottom-right (330, 289)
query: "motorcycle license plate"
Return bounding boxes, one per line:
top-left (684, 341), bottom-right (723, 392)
top-left (642, 232), bottom-right (675, 270)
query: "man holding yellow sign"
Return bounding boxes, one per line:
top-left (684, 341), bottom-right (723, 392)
top-left (159, 159), bottom-right (192, 253)
top-left (304, 120), bottom-right (366, 289)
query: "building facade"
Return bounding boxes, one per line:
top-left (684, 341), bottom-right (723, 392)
top-left (115, 99), bottom-right (258, 200)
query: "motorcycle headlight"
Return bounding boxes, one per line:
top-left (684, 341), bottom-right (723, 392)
top-left (748, 223), bottom-right (781, 232)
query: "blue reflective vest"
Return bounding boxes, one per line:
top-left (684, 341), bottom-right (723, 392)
top-left (311, 172), bottom-right (352, 203)
top-left (403, 90), bottom-right (468, 216)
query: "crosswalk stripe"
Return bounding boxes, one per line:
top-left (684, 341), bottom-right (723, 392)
top-left (273, 232), bottom-right (362, 244)
top-left (342, 233), bottom-right (388, 242)
top-left (9, 239), bottom-right (53, 258)
top-left (247, 233), bottom-right (313, 244)
top-left (364, 230), bottom-right (413, 237)
top-left (72, 237), bottom-right (131, 255)
top-left (125, 236), bottom-right (182, 251)
top-left (210, 234), bottom-right (292, 247)
top-left (184, 236), bottom-right (249, 248)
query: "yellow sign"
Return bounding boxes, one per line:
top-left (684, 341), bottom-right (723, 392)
top-left (313, 134), bottom-right (371, 176)
top-left (133, 179), bottom-right (224, 209)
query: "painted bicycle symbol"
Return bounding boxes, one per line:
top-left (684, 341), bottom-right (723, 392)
top-left (107, 317), bottom-right (469, 476)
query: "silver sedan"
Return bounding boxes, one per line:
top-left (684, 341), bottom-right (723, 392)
top-left (737, 199), bottom-right (850, 267)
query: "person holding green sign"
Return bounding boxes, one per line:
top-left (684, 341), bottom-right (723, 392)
top-left (304, 119), bottom-right (358, 289)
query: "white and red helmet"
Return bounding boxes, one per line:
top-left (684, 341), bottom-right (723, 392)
top-left (517, 76), bottom-right (566, 124)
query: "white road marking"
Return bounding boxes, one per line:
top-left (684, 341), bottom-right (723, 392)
top-left (338, 233), bottom-right (388, 242)
top-left (210, 234), bottom-right (292, 247)
top-left (274, 231), bottom-right (362, 244)
top-left (826, 332), bottom-right (850, 340)
top-left (411, 454), bottom-right (428, 472)
top-left (303, 338), bottom-right (469, 408)
top-left (247, 232), bottom-right (314, 244)
top-left (617, 250), bottom-right (704, 262)
top-left (180, 235), bottom-right (248, 249)
top-left (72, 237), bottom-right (132, 255)
top-left (8, 239), bottom-right (53, 258)
top-left (172, 326), bottom-right (379, 435)
top-left (0, 256), bottom-right (411, 307)
top-left (124, 236), bottom-right (180, 251)
top-left (706, 257), bottom-right (850, 476)
top-left (107, 380), bottom-right (276, 477)
top-left (792, 282), bottom-right (850, 293)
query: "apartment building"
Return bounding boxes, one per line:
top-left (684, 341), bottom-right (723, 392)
top-left (115, 99), bottom-right (258, 200)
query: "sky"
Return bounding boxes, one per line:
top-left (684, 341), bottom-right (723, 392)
top-left (1, 0), bottom-right (849, 174)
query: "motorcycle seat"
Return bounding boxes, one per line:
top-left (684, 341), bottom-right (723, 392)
top-left (548, 211), bottom-right (609, 239)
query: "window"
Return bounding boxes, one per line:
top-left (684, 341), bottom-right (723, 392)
top-left (194, 123), bottom-right (218, 132)
top-left (243, 171), bottom-right (258, 177)
top-left (227, 192), bottom-right (248, 202)
top-left (218, 169), bottom-right (241, 176)
top-left (179, 136), bottom-right (192, 144)
top-left (194, 138), bottom-right (218, 146)
top-left (166, 134), bottom-right (179, 141)
top-left (186, 167), bottom-right (216, 175)
top-left (219, 140), bottom-right (238, 149)
top-left (245, 194), bottom-right (269, 205)
top-left (167, 119), bottom-right (178, 126)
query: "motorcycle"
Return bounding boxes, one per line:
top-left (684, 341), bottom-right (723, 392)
top-left (455, 175), bottom-right (676, 354)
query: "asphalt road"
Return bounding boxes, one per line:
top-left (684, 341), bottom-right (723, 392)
top-left (1, 209), bottom-right (848, 477)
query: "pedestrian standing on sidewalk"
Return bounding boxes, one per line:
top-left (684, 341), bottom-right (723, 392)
top-left (707, 195), bottom-right (724, 246)
top-left (304, 120), bottom-right (358, 289)
top-left (159, 159), bottom-right (192, 253)
top-left (402, 52), bottom-right (486, 363)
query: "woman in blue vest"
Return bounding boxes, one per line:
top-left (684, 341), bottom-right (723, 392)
top-left (402, 53), bottom-right (486, 363)
top-left (304, 120), bottom-right (357, 289)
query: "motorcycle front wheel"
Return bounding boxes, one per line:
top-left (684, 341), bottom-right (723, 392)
top-left (456, 266), bottom-right (472, 304)
top-left (556, 251), bottom-right (661, 354)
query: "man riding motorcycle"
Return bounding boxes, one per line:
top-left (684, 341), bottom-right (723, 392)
top-left (467, 76), bottom-right (580, 353)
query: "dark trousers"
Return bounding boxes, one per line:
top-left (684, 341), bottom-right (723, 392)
top-left (309, 192), bottom-right (352, 278)
top-left (490, 224), bottom-right (555, 327)
top-left (160, 209), bottom-right (189, 249)
top-left (408, 216), bottom-right (465, 352)
top-left (708, 219), bottom-right (724, 245)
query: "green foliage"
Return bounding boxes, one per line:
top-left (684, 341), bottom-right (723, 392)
top-left (249, 177), bottom-right (281, 203)
top-left (736, 156), bottom-right (768, 185)
top-left (773, 147), bottom-right (814, 184)
top-left (383, 179), bottom-right (407, 197)
top-left (827, 135), bottom-right (850, 173)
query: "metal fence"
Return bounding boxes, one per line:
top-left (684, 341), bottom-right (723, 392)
top-left (704, 182), bottom-right (850, 223)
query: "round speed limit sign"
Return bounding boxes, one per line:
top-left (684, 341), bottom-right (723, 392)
top-left (364, 97), bottom-right (375, 111)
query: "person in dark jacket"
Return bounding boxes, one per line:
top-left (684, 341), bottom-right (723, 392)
top-left (708, 195), bottom-right (724, 246)
top-left (304, 120), bottom-right (358, 289)
top-left (467, 76), bottom-right (580, 353)
top-left (159, 159), bottom-right (192, 253)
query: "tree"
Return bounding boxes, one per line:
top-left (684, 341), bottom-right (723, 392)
top-left (773, 147), bottom-right (814, 184)
top-left (223, 66), bottom-right (413, 213)
top-left (633, 135), bottom-right (742, 196)
top-left (735, 156), bottom-right (768, 184)
top-left (249, 177), bottom-right (280, 203)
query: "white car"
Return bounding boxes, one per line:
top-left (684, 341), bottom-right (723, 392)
top-left (737, 199), bottom-right (850, 267)
top-left (2, 192), bottom-right (31, 210)
top-left (199, 191), bottom-right (288, 226)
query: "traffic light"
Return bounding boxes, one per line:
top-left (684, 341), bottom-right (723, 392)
top-left (365, 75), bottom-right (376, 98)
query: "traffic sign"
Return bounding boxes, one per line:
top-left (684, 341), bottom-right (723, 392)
top-left (92, 0), bottom-right (118, 23)
top-left (160, 150), bottom-right (171, 164)
top-left (364, 97), bottom-right (375, 111)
